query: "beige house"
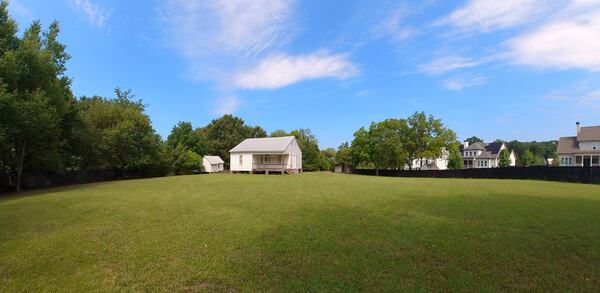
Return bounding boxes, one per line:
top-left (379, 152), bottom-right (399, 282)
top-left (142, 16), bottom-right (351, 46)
top-left (229, 136), bottom-right (302, 174)
top-left (557, 122), bottom-right (600, 167)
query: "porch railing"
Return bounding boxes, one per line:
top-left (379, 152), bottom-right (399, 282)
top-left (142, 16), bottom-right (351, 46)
top-left (252, 163), bottom-right (287, 170)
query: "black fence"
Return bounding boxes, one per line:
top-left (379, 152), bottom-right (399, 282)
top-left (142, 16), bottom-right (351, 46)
top-left (0, 169), bottom-right (168, 194)
top-left (354, 167), bottom-right (600, 184)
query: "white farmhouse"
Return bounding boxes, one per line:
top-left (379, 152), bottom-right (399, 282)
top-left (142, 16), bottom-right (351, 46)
top-left (229, 136), bottom-right (302, 174)
top-left (557, 122), bottom-right (600, 167)
top-left (461, 141), bottom-right (516, 168)
top-left (202, 156), bottom-right (225, 173)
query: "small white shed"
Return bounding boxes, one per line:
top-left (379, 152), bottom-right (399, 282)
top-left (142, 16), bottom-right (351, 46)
top-left (202, 156), bottom-right (225, 173)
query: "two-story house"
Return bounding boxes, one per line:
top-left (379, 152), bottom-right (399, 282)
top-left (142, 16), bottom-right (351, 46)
top-left (556, 122), bottom-right (600, 167)
top-left (460, 141), bottom-right (516, 168)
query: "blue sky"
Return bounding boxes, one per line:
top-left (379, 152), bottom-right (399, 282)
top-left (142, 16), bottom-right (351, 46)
top-left (7, 0), bottom-right (600, 148)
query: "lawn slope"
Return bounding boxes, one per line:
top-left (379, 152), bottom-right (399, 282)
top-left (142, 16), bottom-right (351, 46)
top-left (1, 173), bottom-right (600, 291)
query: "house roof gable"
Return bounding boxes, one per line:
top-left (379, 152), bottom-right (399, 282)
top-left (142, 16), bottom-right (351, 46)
top-left (204, 156), bottom-right (224, 164)
top-left (230, 136), bottom-right (295, 153)
top-left (577, 126), bottom-right (600, 141)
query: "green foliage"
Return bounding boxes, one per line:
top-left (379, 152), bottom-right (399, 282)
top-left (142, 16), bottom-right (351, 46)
top-left (169, 144), bottom-right (202, 174)
top-left (289, 129), bottom-right (321, 171)
top-left (447, 145), bottom-right (464, 170)
top-left (196, 115), bottom-right (266, 164)
top-left (521, 150), bottom-right (536, 167)
top-left (76, 89), bottom-right (163, 171)
top-left (499, 149), bottom-right (512, 168)
top-left (270, 129), bottom-right (288, 137)
top-left (465, 136), bottom-right (484, 144)
top-left (335, 142), bottom-right (352, 165)
top-left (0, 10), bottom-right (76, 190)
top-left (349, 112), bottom-right (456, 172)
top-left (505, 140), bottom-right (557, 166)
top-left (319, 148), bottom-right (336, 171)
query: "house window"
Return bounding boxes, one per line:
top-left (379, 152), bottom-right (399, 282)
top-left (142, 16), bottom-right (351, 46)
top-left (239, 155), bottom-right (243, 165)
top-left (593, 156), bottom-right (599, 165)
top-left (593, 144), bottom-right (598, 150)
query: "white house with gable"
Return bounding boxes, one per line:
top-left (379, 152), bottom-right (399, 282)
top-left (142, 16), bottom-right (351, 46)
top-left (202, 156), bottom-right (224, 173)
top-left (230, 136), bottom-right (302, 174)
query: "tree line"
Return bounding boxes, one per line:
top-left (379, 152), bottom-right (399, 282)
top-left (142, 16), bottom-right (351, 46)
top-left (0, 5), bottom-right (337, 191)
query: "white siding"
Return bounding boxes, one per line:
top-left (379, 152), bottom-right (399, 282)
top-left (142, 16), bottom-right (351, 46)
top-left (284, 139), bottom-right (303, 170)
top-left (230, 153), bottom-right (254, 171)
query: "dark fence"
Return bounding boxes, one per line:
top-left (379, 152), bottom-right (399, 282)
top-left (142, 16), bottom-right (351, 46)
top-left (0, 168), bottom-right (168, 194)
top-left (354, 166), bottom-right (600, 184)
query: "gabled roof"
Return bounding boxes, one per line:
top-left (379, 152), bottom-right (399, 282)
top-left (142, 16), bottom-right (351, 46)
top-left (577, 126), bottom-right (600, 141)
top-left (230, 136), bottom-right (295, 153)
top-left (486, 142), bottom-right (503, 155)
top-left (464, 142), bottom-right (486, 150)
top-left (462, 142), bottom-right (508, 159)
top-left (204, 156), bottom-right (224, 164)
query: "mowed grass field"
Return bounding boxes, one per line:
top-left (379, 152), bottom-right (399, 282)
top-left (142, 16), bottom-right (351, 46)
top-left (1, 173), bottom-right (600, 292)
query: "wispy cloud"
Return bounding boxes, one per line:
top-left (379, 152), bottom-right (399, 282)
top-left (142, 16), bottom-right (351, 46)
top-left (437, 0), bottom-right (550, 32)
top-left (71, 0), bottom-right (111, 28)
top-left (235, 51), bottom-right (359, 89)
top-left (507, 9), bottom-right (600, 72)
top-left (215, 96), bottom-right (241, 115)
top-left (418, 56), bottom-right (482, 75)
top-left (371, 3), bottom-right (415, 42)
top-left (443, 75), bottom-right (488, 90)
top-left (7, 0), bottom-right (34, 23)
top-left (160, 0), bottom-right (296, 81)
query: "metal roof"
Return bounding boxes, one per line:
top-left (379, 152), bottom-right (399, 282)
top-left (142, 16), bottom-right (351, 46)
top-left (204, 156), bottom-right (224, 164)
top-left (230, 136), bottom-right (295, 153)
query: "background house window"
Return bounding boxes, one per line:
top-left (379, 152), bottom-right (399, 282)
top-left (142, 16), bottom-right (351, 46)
top-left (593, 144), bottom-right (598, 150)
top-left (239, 155), bottom-right (243, 165)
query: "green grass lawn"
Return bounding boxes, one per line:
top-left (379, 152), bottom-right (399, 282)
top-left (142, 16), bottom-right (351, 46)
top-left (1, 173), bottom-right (600, 292)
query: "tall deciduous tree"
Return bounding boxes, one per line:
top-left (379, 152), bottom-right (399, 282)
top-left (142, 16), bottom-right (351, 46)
top-left (499, 149), bottom-right (512, 168)
top-left (77, 89), bottom-right (163, 171)
top-left (521, 150), bottom-right (536, 167)
top-left (196, 115), bottom-right (266, 164)
top-left (447, 145), bottom-right (464, 170)
top-left (0, 7), bottom-right (76, 191)
top-left (465, 136), bottom-right (484, 145)
top-left (400, 112), bottom-right (457, 170)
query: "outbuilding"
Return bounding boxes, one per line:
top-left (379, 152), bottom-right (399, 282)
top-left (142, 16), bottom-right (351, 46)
top-left (202, 156), bottom-right (225, 173)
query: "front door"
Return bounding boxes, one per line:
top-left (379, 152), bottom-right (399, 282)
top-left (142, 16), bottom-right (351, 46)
top-left (583, 156), bottom-right (591, 167)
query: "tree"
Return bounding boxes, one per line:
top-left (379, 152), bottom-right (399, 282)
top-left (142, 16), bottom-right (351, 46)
top-left (270, 129), bottom-right (288, 137)
top-left (336, 142), bottom-right (352, 166)
top-left (196, 115), bottom-right (266, 164)
top-left (0, 11), bottom-right (76, 191)
top-left (167, 122), bottom-right (199, 151)
top-left (76, 89), bottom-right (163, 171)
top-left (400, 112), bottom-right (457, 170)
top-left (289, 129), bottom-right (321, 171)
top-left (465, 136), bottom-right (484, 145)
top-left (498, 149), bottom-right (512, 168)
top-left (447, 145), bottom-right (464, 170)
top-left (521, 150), bottom-right (536, 167)
top-left (169, 144), bottom-right (202, 174)
top-left (319, 148), bottom-right (336, 171)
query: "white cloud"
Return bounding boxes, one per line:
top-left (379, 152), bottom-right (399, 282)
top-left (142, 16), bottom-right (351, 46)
top-left (439, 0), bottom-right (549, 32)
top-left (371, 4), bottom-right (415, 42)
top-left (507, 11), bottom-right (600, 71)
top-left (71, 0), bottom-right (110, 27)
top-left (215, 96), bottom-right (241, 115)
top-left (160, 0), bottom-right (295, 81)
top-left (235, 52), bottom-right (358, 89)
top-left (418, 56), bottom-right (482, 75)
top-left (443, 75), bottom-right (487, 90)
